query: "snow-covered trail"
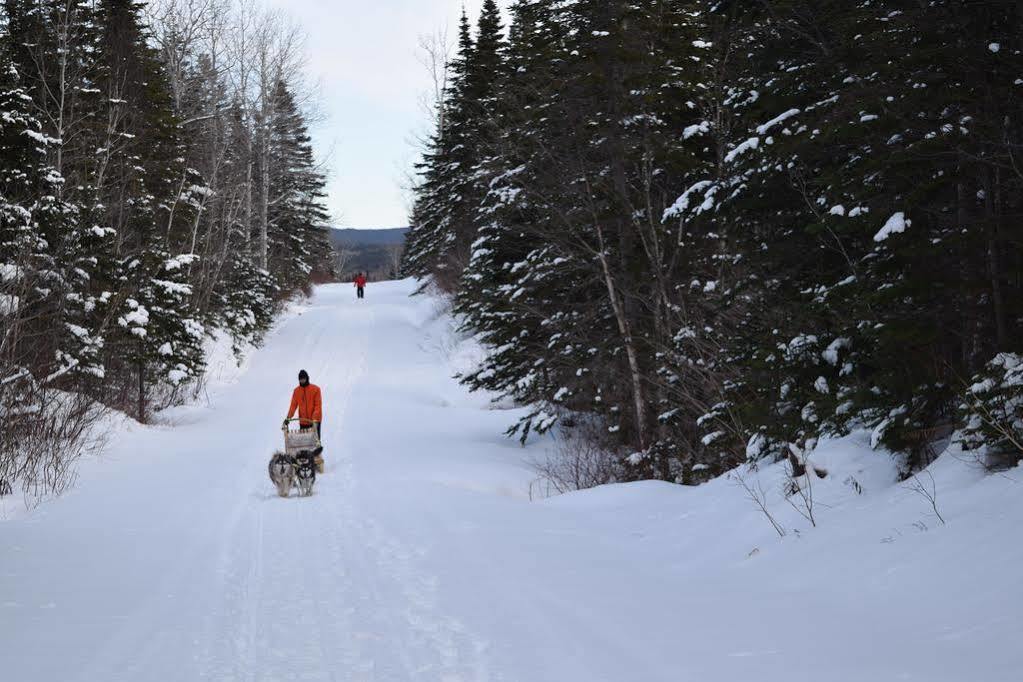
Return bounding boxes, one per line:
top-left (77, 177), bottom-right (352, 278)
top-left (1, 281), bottom-right (590, 681)
top-left (1, 281), bottom-right (485, 681)
top-left (3, 279), bottom-right (1021, 682)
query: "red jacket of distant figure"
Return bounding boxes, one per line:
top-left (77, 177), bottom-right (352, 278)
top-left (354, 275), bottom-right (367, 288)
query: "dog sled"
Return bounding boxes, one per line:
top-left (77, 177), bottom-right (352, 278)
top-left (268, 419), bottom-right (323, 498)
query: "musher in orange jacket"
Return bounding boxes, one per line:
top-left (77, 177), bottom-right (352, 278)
top-left (285, 369), bottom-right (322, 439)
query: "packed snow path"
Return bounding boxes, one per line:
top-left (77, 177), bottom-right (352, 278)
top-left (3, 280), bottom-right (1021, 681)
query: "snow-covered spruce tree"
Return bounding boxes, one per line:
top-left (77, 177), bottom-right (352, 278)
top-left (456, 0), bottom-right (581, 444)
top-left (105, 251), bottom-right (206, 421)
top-left (458, 0), bottom-right (711, 479)
top-left (611, 0), bottom-right (746, 481)
top-left (402, 9), bottom-right (475, 285)
top-left (652, 2), bottom-right (756, 477)
top-left (85, 0), bottom-right (209, 420)
top-left (666, 0), bottom-right (1023, 474)
top-left (747, 1), bottom-right (1023, 468)
top-left (417, 0), bottom-right (1023, 485)
top-left (2, 0), bottom-right (110, 388)
top-left (838, 0), bottom-right (1023, 466)
top-left (959, 353), bottom-right (1023, 469)
top-left (504, 0), bottom-right (720, 477)
top-left (0, 51), bottom-right (100, 497)
top-left (215, 253), bottom-right (277, 353)
top-left (539, 0), bottom-right (656, 457)
top-left (838, 1), bottom-right (1023, 467)
top-left (0, 55), bottom-right (48, 490)
top-left (404, 3), bottom-right (504, 290)
top-left (455, 0), bottom-right (506, 261)
top-left (266, 79), bottom-right (331, 296)
top-left (669, 1), bottom-right (871, 469)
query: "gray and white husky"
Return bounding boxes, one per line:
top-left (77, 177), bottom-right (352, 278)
top-left (268, 450), bottom-right (318, 497)
top-left (268, 452), bottom-right (295, 498)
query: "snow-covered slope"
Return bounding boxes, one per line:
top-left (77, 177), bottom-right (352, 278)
top-left (1, 279), bottom-right (1020, 681)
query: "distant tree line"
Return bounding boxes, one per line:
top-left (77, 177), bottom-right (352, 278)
top-left (0, 0), bottom-right (331, 500)
top-left (330, 231), bottom-right (405, 283)
top-left (403, 0), bottom-right (1023, 486)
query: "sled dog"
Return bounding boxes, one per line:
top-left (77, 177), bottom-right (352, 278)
top-left (268, 452), bottom-right (295, 498)
top-left (293, 451), bottom-right (317, 497)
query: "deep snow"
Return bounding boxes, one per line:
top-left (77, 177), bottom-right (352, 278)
top-left (2, 279), bottom-right (1021, 681)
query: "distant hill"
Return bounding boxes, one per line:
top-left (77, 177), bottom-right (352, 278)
top-left (329, 227), bottom-right (408, 248)
top-left (329, 227), bottom-right (409, 281)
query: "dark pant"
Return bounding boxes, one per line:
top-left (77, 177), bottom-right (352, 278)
top-left (357, 286), bottom-right (364, 299)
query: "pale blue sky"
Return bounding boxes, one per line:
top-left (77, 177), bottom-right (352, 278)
top-left (268, 0), bottom-right (510, 229)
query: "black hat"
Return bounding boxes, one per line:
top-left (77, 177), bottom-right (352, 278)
top-left (298, 369), bottom-right (309, 382)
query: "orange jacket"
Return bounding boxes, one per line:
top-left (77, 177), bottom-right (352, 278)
top-left (288, 384), bottom-right (322, 425)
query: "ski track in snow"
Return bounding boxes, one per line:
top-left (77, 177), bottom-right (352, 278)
top-left (2, 280), bottom-right (1022, 682)
top-left (0, 284), bottom-right (490, 682)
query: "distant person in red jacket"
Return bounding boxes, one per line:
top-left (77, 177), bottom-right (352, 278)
top-left (354, 272), bottom-right (367, 299)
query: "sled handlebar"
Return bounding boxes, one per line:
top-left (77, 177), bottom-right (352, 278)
top-left (282, 417), bottom-right (320, 429)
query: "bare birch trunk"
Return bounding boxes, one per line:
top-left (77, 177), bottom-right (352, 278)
top-left (595, 223), bottom-right (649, 450)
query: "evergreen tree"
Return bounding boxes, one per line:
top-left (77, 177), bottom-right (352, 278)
top-left (408, 0), bottom-right (1023, 483)
top-left (402, 9), bottom-right (477, 285)
top-left (403, 4), bottom-right (505, 289)
top-left (2, 0), bottom-right (108, 388)
top-left (0, 50), bottom-right (101, 492)
top-left (109, 250), bottom-right (206, 421)
top-left (457, 0), bottom-right (575, 442)
top-left (0, 56), bottom-right (54, 400)
top-left (266, 80), bottom-right (331, 295)
top-left (0, 0), bottom-right (335, 493)
top-left (83, 0), bottom-right (202, 419)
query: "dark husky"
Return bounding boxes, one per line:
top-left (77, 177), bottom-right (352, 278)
top-left (293, 449), bottom-right (319, 497)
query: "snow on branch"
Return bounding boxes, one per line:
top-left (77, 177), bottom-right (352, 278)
top-left (724, 137), bottom-right (760, 164)
top-left (663, 180), bottom-right (715, 221)
top-left (756, 108), bottom-right (800, 135)
top-left (873, 212), bottom-right (907, 242)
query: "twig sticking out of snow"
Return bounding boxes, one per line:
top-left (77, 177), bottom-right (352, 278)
top-left (904, 471), bottom-right (945, 525)
top-left (731, 467), bottom-right (786, 538)
top-left (786, 445), bottom-right (826, 527)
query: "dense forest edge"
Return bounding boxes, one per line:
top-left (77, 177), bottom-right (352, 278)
top-left (402, 0), bottom-right (1023, 489)
top-left (0, 0), bottom-right (332, 501)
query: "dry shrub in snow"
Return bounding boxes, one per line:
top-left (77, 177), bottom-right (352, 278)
top-left (0, 383), bottom-right (105, 505)
top-left (531, 419), bottom-right (624, 495)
